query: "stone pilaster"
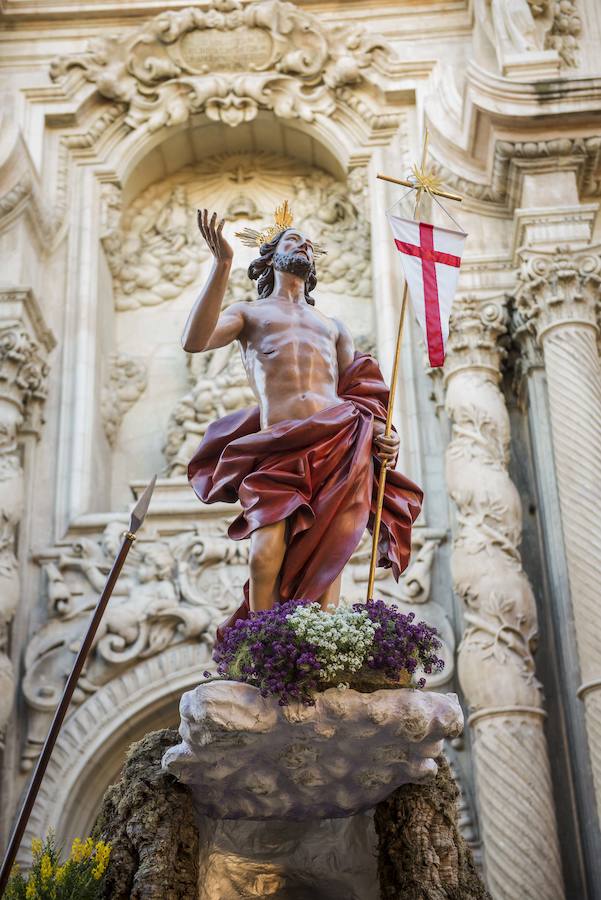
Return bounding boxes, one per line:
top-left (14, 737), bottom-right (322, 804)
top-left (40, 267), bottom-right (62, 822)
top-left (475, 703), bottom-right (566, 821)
top-left (444, 296), bottom-right (564, 899)
top-left (0, 289), bottom-right (54, 742)
top-left (514, 244), bottom-right (601, 821)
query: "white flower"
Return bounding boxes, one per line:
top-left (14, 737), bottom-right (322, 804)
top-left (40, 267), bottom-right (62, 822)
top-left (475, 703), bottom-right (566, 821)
top-left (286, 603), bottom-right (377, 682)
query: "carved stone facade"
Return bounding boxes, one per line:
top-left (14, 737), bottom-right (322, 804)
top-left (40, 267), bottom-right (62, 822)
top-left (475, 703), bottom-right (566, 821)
top-left (1, 0), bottom-right (601, 897)
top-left (514, 245), bottom-right (601, 822)
top-left (443, 296), bottom-right (564, 899)
top-left (0, 290), bottom-right (54, 748)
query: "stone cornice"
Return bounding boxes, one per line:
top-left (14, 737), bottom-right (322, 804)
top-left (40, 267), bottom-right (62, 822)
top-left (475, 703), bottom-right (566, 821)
top-left (430, 135), bottom-right (601, 212)
top-left (0, 0), bottom-right (467, 21)
top-left (0, 288), bottom-right (56, 353)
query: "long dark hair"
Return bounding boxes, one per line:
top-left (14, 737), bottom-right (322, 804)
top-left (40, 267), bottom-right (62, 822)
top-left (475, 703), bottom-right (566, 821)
top-left (248, 229), bottom-right (317, 305)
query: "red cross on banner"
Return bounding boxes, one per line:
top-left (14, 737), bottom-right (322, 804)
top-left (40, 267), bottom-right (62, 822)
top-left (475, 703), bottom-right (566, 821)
top-left (387, 213), bottom-right (467, 367)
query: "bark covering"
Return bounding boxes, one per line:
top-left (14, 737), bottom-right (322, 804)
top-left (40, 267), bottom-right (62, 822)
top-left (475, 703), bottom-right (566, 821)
top-left (93, 728), bottom-right (198, 900)
top-left (374, 756), bottom-right (491, 900)
top-left (95, 731), bottom-right (489, 899)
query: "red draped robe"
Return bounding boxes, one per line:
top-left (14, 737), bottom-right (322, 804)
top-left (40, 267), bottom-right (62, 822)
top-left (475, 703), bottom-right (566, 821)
top-left (188, 352), bottom-right (423, 638)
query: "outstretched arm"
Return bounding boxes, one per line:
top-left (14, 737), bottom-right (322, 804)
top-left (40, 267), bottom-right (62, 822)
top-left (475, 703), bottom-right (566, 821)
top-left (181, 209), bottom-right (244, 353)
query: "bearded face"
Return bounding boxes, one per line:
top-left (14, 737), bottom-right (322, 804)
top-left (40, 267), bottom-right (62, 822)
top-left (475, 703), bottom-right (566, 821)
top-left (272, 248), bottom-right (313, 281)
top-left (248, 228), bottom-right (318, 304)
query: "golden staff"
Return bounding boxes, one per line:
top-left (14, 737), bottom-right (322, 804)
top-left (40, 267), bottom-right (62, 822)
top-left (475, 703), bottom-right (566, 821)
top-left (0, 476), bottom-right (157, 896)
top-left (366, 129), bottom-right (461, 601)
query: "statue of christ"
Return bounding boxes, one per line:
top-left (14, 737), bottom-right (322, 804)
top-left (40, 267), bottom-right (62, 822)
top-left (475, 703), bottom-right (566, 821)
top-left (181, 208), bottom-right (422, 640)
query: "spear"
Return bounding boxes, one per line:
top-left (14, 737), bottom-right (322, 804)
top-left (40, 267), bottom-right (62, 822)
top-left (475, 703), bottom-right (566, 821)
top-left (366, 129), bottom-right (461, 601)
top-left (0, 475), bottom-right (157, 896)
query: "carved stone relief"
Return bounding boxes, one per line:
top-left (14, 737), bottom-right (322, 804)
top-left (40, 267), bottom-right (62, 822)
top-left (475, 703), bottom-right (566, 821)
top-left (101, 352), bottom-right (148, 447)
top-left (102, 183), bottom-right (208, 311)
top-left (104, 153), bottom-right (371, 315)
top-left (22, 521), bottom-right (249, 770)
top-left (0, 291), bottom-right (54, 742)
top-left (49, 0), bottom-right (395, 133)
top-left (544, 0), bottom-right (581, 66)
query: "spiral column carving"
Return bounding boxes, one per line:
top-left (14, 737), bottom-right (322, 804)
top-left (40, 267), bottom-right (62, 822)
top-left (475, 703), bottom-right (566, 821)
top-left (515, 245), bottom-right (601, 822)
top-left (444, 296), bottom-right (564, 899)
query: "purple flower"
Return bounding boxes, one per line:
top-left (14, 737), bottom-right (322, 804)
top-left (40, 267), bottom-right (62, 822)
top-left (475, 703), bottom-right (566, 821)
top-left (209, 597), bottom-right (444, 705)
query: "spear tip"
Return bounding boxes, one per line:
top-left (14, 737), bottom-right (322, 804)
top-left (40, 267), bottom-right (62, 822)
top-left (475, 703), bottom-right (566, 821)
top-left (129, 474), bottom-right (157, 534)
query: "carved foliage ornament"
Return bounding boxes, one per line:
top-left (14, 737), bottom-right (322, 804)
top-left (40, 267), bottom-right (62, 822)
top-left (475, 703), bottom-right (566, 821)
top-left (514, 245), bottom-right (601, 340)
top-left (0, 324), bottom-right (50, 425)
top-left (49, 0), bottom-right (392, 131)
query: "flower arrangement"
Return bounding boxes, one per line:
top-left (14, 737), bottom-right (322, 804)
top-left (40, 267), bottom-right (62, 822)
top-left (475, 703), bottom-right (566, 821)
top-left (208, 598), bottom-right (444, 706)
top-left (5, 833), bottom-right (111, 900)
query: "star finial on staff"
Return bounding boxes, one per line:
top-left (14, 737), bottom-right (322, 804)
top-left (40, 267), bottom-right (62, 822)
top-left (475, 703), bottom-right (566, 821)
top-left (376, 128), bottom-right (463, 207)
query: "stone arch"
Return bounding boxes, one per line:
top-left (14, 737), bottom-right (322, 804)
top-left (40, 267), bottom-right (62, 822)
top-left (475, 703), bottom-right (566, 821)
top-left (19, 643), bottom-right (208, 863)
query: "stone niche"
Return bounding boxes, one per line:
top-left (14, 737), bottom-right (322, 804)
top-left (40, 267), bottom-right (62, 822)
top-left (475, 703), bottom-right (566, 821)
top-left (105, 147), bottom-right (372, 504)
top-left (163, 680), bottom-right (464, 899)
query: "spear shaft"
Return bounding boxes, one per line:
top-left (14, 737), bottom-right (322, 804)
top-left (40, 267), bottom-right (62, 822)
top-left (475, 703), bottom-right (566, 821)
top-left (0, 476), bottom-right (157, 896)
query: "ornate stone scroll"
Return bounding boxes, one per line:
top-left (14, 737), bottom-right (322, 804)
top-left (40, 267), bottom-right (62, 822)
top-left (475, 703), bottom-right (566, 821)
top-left (0, 289), bottom-right (54, 743)
top-left (443, 295), bottom-right (564, 899)
top-left (49, 0), bottom-right (392, 133)
top-left (514, 244), bottom-right (601, 822)
top-left (21, 522), bottom-right (248, 770)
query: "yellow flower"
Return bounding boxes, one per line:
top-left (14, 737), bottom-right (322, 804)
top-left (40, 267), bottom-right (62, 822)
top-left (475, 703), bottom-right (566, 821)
top-left (31, 838), bottom-right (43, 858)
top-left (40, 854), bottom-right (53, 883)
top-left (55, 863), bottom-right (67, 884)
top-left (25, 881), bottom-right (38, 899)
top-left (70, 836), bottom-right (94, 863)
top-left (92, 841), bottom-right (111, 880)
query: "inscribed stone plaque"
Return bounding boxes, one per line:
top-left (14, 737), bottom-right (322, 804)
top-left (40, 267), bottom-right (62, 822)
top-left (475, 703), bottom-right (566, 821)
top-left (180, 27), bottom-right (273, 73)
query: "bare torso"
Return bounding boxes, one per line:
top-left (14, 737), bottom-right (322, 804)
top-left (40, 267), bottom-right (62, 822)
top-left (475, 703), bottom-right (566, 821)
top-left (181, 211), bottom-right (399, 614)
top-left (238, 297), bottom-right (344, 428)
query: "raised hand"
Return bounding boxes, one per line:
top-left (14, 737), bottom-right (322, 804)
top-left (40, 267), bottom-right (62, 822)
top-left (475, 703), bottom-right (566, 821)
top-left (197, 208), bottom-right (233, 263)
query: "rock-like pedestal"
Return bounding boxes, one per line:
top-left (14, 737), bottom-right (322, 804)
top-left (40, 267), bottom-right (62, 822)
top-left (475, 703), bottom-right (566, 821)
top-left (162, 681), bottom-right (464, 898)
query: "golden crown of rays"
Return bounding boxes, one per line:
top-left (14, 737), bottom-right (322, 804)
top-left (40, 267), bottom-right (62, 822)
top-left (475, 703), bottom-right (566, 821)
top-left (235, 200), bottom-right (327, 256)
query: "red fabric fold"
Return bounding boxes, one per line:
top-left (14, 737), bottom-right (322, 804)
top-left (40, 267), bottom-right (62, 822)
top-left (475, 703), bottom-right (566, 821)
top-left (187, 352), bottom-right (423, 637)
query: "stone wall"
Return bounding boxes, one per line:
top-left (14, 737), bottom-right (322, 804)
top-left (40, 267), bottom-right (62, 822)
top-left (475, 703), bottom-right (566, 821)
top-left (1, 0), bottom-right (600, 895)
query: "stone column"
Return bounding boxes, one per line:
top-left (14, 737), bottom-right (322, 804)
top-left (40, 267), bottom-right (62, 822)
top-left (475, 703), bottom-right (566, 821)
top-left (0, 289), bottom-right (53, 743)
top-left (444, 295), bottom-right (564, 899)
top-left (514, 244), bottom-right (601, 821)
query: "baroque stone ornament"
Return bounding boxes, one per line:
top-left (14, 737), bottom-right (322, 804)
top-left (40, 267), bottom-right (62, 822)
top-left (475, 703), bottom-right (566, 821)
top-left (105, 154), bottom-right (371, 314)
top-left (514, 243), bottom-right (601, 822)
top-left (49, 0), bottom-right (392, 132)
top-left (21, 522), bottom-right (248, 770)
top-left (101, 352), bottom-right (148, 446)
top-left (443, 295), bottom-right (564, 899)
top-left (0, 292), bottom-right (53, 742)
top-left (102, 183), bottom-right (208, 311)
top-left (545, 0), bottom-right (581, 65)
